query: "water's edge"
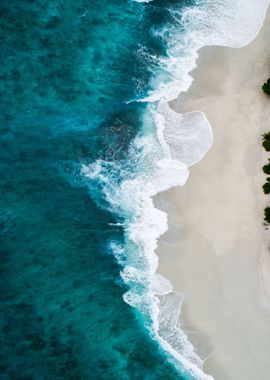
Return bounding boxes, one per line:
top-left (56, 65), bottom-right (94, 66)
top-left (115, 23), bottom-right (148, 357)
top-left (83, 1), bottom-right (270, 379)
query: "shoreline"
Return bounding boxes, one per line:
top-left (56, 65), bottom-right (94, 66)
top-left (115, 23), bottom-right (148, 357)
top-left (155, 7), bottom-right (270, 380)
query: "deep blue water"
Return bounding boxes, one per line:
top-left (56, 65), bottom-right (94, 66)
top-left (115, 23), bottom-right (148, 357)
top-left (0, 1), bottom-right (196, 379)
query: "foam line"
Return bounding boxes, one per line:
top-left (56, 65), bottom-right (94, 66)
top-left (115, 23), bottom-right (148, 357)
top-left (82, 1), bottom-right (270, 378)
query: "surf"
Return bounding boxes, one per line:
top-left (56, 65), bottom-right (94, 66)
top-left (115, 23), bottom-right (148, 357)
top-left (82, 0), bottom-right (270, 378)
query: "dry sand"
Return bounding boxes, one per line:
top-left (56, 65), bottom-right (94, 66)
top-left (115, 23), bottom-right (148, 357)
top-left (155, 8), bottom-right (270, 380)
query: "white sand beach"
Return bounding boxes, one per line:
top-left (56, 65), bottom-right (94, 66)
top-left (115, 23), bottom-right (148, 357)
top-left (156, 7), bottom-right (270, 380)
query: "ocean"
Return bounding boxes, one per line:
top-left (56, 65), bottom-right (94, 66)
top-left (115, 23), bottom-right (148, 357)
top-left (0, 0), bottom-right (269, 379)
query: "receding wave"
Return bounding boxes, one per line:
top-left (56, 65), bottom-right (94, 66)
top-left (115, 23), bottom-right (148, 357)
top-left (82, 0), bottom-right (270, 379)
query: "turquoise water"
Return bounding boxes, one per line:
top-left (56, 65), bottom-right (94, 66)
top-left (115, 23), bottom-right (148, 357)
top-left (0, 1), bottom-right (199, 379)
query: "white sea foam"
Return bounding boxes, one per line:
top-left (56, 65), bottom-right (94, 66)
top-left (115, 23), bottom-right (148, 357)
top-left (142, 0), bottom-right (270, 103)
top-left (156, 101), bottom-right (213, 166)
top-left (82, 0), bottom-right (270, 379)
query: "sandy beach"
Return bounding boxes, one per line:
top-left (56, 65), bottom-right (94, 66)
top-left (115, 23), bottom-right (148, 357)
top-left (156, 7), bottom-right (270, 380)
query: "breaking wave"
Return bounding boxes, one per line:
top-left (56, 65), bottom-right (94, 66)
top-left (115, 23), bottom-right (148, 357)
top-left (82, 0), bottom-right (270, 378)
